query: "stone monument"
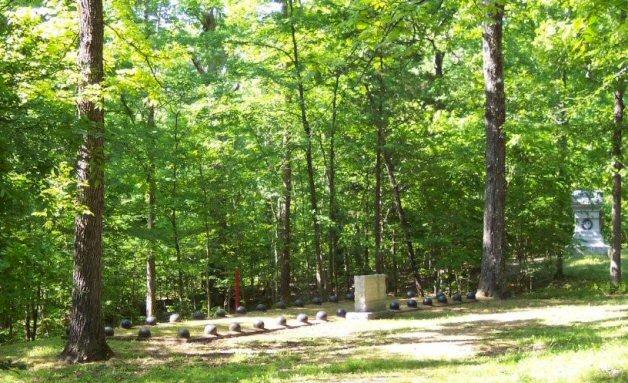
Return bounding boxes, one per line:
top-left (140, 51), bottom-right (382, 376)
top-left (346, 274), bottom-right (391, 320)
top-left (572, 190), bottom-right (609, 255)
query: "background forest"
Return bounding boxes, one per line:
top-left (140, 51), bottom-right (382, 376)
top-left (0, 0), bottom-right (625, 343)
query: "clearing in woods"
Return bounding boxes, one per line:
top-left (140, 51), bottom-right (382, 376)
top-left (0, 257), bottom-right (626, 383)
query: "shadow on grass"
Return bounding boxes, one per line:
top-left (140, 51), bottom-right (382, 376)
top-left (132, 355), bottom-right (475, 383)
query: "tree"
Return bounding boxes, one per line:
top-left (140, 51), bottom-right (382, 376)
top-left (477, 0), bottom-right (507, 299)
top-left (286, 0), bottom-right (327, 296)
top-left (611, 79), bottom-right (623, 287)
top-left (61, 0), bottom-right (112, 362)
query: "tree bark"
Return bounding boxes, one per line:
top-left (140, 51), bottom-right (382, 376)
top-left (197, 158), bottom-right (213, 313)
top-left (169, 113), bottom-right (185, 305)
top-left (279, 128), bottom-right (292, 301)
top-left (373, 84), bottom-right (385, 275)
top-left (328, 74), bottom-right (341, 291)
top-left (287, 0), bottom-right (327, 296)
top-left (61, 0), bottom-right (112, 362)
top-left (145, 106), bottom-right (157, 318)
top-left (611, 79), bottom-right (624, 287)
top-left (555, 70), bottom-right (570, 280)
top-left (477, 0), bottom-right (507, 299)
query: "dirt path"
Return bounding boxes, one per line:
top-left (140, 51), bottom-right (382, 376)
top-left (163, 301), bottom-right (627, 362)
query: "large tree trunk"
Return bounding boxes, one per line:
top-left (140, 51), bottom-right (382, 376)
top-left (145, 106), bottom-right (157, 318)
top-left (61, 0), bottom-right (112, 363)
top-left (287, 0), bottom-right (327, 296)
top-left (611, 80), bottom-right (624, 287)
top-left (279, 128), bottom-right (292, 301)
top-left (477, 0), bottom-right (507, 299)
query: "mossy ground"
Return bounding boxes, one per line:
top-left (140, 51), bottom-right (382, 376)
top-left (1, 256), bottom-right (626, 383)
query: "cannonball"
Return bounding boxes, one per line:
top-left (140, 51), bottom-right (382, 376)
top-left (253, 319), bottom-right (265, 329)
top-left (390, 300), bottom-right (400, 310)
top-left (229, 322), bottom-right (241, 332)
top-left (423, 297), bottom-right (433, 306)
top-left (336, 308), bottom-right (347, 318)
top-left (437, 294), bottom-right (448, 304)
top-left (316, 311), bottom-right (328, 321)
top-left (215, 308), bottom-right (227, 317)
top-left (146, 316), bottom-right (157, 326)
top-left (453, 292), bottom-right (462, 302)
top-left (169, 313), bottom-right (181, 323)
top-left (297, 313), bottom-right (308, 323)
top-left (256, 303), bottom-right (267, 312)
top-left (277, 316), bottom-right (287, 326)
top-left (346, 292), bottom-right (355, 301)
top-left (236, 306), bottom-right (247, 315)
top-left (138, 326), bottom-right (151, 339)
top-left (467, 291), bottom-right (476, 300)
top-left (407, 298), bottom-right (418, 308)
top-left (177, 327), bottom-right (190, 339)
top-left (192, 310), bottom-right (205, 320)
top-left (275, 300), bottom-right (287, 309)
top-left (204, 324), bottom-right (218, 336)
top-left (329, 294), bottom-right (338, 303)
top-left (104, 326), bottom-right (114, 336)
top-left (312, 296), bottom-right (323, 305)
top-left (407, 290), bottom-right (416, 298)
top-left (294, 298), bottom-right (304, 307)
top-left (120, 319), bottom-right (132, 329)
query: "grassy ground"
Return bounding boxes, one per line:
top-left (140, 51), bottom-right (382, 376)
top-left (1, 256), bottom-right (626, 383)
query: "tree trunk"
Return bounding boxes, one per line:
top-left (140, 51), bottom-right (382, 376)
top-left (555, 70), bottom-right (570, 280)
top-left (31, 285), bottom-right (40, 341)
top-left (170, 113), bottom-right (185, 305)
top-left (196, 158), bottom-right (213, 313)
top-left (287, 0), bottom-right (327, 296)
top-left (279, 128), bottom-right (292, 301)
top-left (382, 150), bottom-right (424, 296)
top-left (477, 0), bottom-right (507, 299)
top-left (328, 74), bottom-right (341, 291)
top-left (24, 309), bottom-right (31, 342)
top-left (146, 106), bottom-right (157, 318)
top-left (61, 0), bottom-right (112, 362)
top-left (373, 89), bottom-right (385, 275)
top-left (611, 79), bottom-right (624, 287)
top-left (390, 228), bottom-right (398, 294)
top-left (366, 61), bottom-right (420, 293)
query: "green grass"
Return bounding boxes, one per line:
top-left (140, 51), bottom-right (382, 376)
top-left (1, 256), bottom-right (626, 383)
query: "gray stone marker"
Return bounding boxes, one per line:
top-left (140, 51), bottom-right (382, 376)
top-left (346, 274), bottom-right (392, 320)
top-left (572, 190), bottom-right (609, 256)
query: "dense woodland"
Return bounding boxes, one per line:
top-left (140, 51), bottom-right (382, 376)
top-left (0, 0), bottom-right (624, 355)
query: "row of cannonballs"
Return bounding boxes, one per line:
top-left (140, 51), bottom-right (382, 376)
top-left (243, 292), bottom-right (355, 313)
top-left (105, 311), bottom-right (333, 339)
top-left (389, 291), bottom-right (476, 310)
top-left (104, 290), bottom-right (472, 337)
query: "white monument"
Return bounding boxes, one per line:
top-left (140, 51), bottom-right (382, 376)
top-left (572, 190), bottom-right (609, 255)
top-left (346, 274), bottom-right (390, 320)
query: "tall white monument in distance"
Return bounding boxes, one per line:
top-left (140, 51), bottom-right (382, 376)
top-left (572, 190), bottom-right (610, 255)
